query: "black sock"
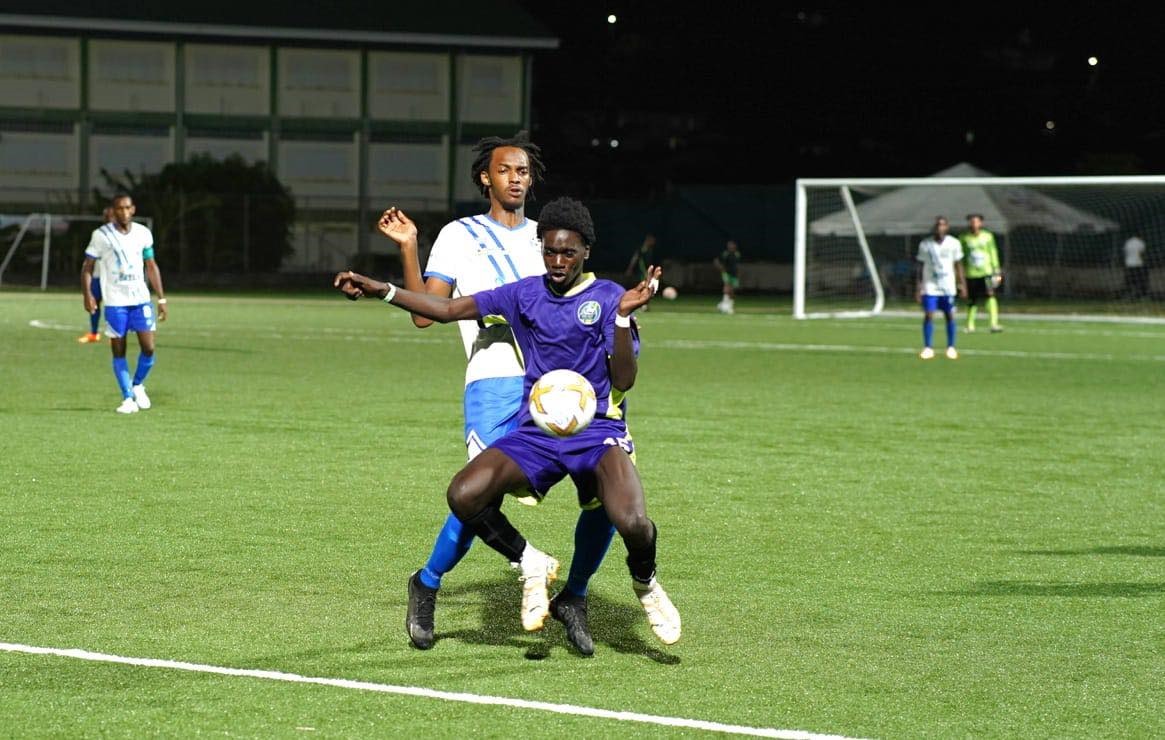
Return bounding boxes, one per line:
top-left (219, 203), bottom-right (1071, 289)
top-left (461, 505), bottom-right (526, 562)
top-left (625, 520), bottom-right (657, 584)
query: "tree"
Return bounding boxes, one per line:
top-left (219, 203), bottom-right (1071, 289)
top-left (98, 155), bottom-right (295, 273)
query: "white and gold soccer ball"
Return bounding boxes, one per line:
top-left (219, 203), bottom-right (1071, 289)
top-left (528, 369), bottom-right (597, 437)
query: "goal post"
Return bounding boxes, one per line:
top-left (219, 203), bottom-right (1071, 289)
top-left (794, 174), bottom-right (1165, 319)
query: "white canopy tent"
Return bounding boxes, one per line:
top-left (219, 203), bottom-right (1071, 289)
top-left (809, 162), bottom-right (1119, 237)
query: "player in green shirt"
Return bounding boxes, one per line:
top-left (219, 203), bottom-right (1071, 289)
top-left (959, 214), bottom-right (1003, 333)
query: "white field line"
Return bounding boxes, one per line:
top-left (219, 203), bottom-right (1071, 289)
top-left (28, 319), bottom-right (1165, 362)
top-left (0, 642), bottom-right (861, 740)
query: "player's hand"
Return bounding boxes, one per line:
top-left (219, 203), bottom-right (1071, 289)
top-left (376, 207), bottom-right (418, 248)
top-left (157, 301), bottom-right (168, 322)
top-left (618, 265), bottom-right (662, 317)
top-left (993, 272), bottom-right (1004, 288)
top-left (914, 288), bottom-right (923, 304)
top-left (334, 270), bottom-right (384, 301)
top-left (83, 294), bottom-right (97, 314)
top-left (959, 285), bottom-right (969, 300)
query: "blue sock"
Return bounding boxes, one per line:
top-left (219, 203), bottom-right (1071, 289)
top-left (564, 506), bottom-right (617, 597)
top-left (112, 357), bottom-right (133, 399)
top-left (946, 317), bottom-right (957, 347)
top-left (133, 353), bottom-right (155, 386)
top-left (89, 310), bottom-right (100, 334)
top-left (419, 512), bottom-right (475, 590)
top-left (922, 317), bottom-right (934, 348)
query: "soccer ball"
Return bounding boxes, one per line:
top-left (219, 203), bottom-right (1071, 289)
top-left (661, 286), bottom-right (678, 300)
top-left (528, 369), bottom-right (597, 437)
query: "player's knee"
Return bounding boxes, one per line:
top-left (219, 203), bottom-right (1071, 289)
top-left (446, 471), bottom-right (484, 516)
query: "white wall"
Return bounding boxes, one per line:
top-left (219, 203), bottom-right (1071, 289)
top-left (0, 128), bottom-right (78, 191)
top-left (278, 136), bottom-right (358, 199)
top-left (368, 139), bottom-right (447, 204)
top-left (185, 44), bottom-right (269, 116)
top-left (368, 51), bottom-right (448, 121)
top-left (91, 130), bottom-right (173, 180)
top-left (458, 55), bottom-right (521, 124)
top-left (89, 40), bottom-right (174, 112)
top-left (0, 35), bottom-right (80, 109)
top-left (278, 48), bottom-right (359, 118)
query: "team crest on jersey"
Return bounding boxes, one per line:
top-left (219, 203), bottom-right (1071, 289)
top-left (577, 300), bottom-right (602, 325)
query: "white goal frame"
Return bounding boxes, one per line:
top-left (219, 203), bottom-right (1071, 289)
top-left (0, 213), bottom-right (153, 290)
top-left (794, 175), bottom-right (1165, 319)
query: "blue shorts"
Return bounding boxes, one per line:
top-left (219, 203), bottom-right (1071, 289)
top-left (492, 418), bottom-right (635, 502)
top-left (922, 294), bottom-right (956, 314)
top-left (104, 303), bottom-right (156, 337)
top-left (91, 278), bottom-right (102, 303)
top-left (464, 376), bottom-right (524, 459)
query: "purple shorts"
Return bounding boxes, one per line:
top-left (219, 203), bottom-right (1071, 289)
top-left (492, 418), bottom-right (635, 499)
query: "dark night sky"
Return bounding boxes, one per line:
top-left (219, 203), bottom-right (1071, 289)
top-left (518, 2), bottom-right (1165, 199)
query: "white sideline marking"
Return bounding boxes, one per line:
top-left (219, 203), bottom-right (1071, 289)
top-left (29, 318), bottom-right (1165, 362)
top-left (0, 642), bottom-right (859, 740)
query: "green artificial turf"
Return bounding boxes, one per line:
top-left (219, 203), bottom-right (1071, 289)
top-left (1, 291), bottom-right (1162, 738)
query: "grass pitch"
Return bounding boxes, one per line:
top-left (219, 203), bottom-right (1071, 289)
top-left (1, 291), bottom-right (1163, 737)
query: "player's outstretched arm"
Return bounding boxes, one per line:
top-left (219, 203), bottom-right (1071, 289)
top-left (376, 206), bottom-right (449, 329)
top-left (333, 270), bottom-right (480, 323)
top-left (610, 265), bottom-right (661, 391)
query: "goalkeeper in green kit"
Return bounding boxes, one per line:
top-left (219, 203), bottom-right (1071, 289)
top-left (960, 213), bottom-right (1003, 333)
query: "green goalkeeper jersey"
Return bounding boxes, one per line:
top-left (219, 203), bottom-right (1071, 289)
top-left (960, 229), bottom-right (1000, 279)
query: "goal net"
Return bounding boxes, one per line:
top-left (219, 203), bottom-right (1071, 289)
top-left (794, 174), bottom-right (1165, 319)
top-left (0, 213), bottom-right (153, 290)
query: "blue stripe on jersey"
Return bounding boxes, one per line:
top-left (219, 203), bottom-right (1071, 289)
top-left (457, 218), bottom-right (509, 285)
top-left (423, 270), bottom-right (456, 285)
top-left (484, 254), bottom-right (508, 284)
top-left (472, 217), bottom-right (523, 281)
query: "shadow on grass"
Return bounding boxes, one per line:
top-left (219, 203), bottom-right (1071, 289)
top-left (438, 577), bottom-right (681, 664)
top-left (1018, 545), bottom-right (1165, 557)
top-left (944, 581), bottom-right (1165, 597)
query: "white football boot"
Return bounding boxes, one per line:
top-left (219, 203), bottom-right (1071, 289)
top-left (919, 347), bottom-right (935, 360)
top-left (515, 546), bottom-right (559, 631)
top-left (115, 398), bottom-right (139, 414)
top-left (945, 346), bottom-right (959, 360)
top-left (633, 577), bottom-right (682, 645)
top-left (132, 384), bottom-right (151, 409)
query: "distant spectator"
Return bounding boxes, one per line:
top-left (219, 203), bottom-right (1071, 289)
top-left (1123, 232), bottom-right (1149, 299)
top-left (624, 233), bottom-right (657, 282)
top-left (714, 240), bottom-right (741, 314)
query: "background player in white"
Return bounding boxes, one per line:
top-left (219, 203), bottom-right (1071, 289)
top-left (78, 205), bottom-right (114, 344)
top-left (915, 216), bottom-right (966, 360)
top-left (81, 193), bottom-right (167, 413)
top-left (383, 132), bottom-right (617, 655)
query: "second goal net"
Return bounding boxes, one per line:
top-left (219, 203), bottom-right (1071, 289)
top-left (794, 169), bottom-right (1165, 319)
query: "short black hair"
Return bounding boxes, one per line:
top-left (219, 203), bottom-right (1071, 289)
top-left (471, 130), bottom-right (546, 198)
top-left (967, 213), bottom-right (984, 220)
top-left (537, 197), bottom-right (596, 246)
top-left (111, 192), bottom-right (132, 205)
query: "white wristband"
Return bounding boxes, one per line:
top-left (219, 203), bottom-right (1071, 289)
top-left (614, 313), bottom-right (632, 328)
top-left (156, 298), bottom-right (167, 304)
top-left (382, 283), bottom-right (398, 303)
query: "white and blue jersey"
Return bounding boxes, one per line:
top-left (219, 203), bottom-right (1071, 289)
top-left (423, 214), bottom-right (545, 457)
top-left (85, 221), bottom-right (157, 337)
top-left (916, 235), bottom-right (963, 297)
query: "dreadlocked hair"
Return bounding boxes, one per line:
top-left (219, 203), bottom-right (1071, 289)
top-left (536, 197), bottom-right (596, 246)
top-left (470, 130), bottom-right (546, 198)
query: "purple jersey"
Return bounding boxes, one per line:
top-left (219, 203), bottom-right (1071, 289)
top-left (472, 273), bottom-right (639, 425)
